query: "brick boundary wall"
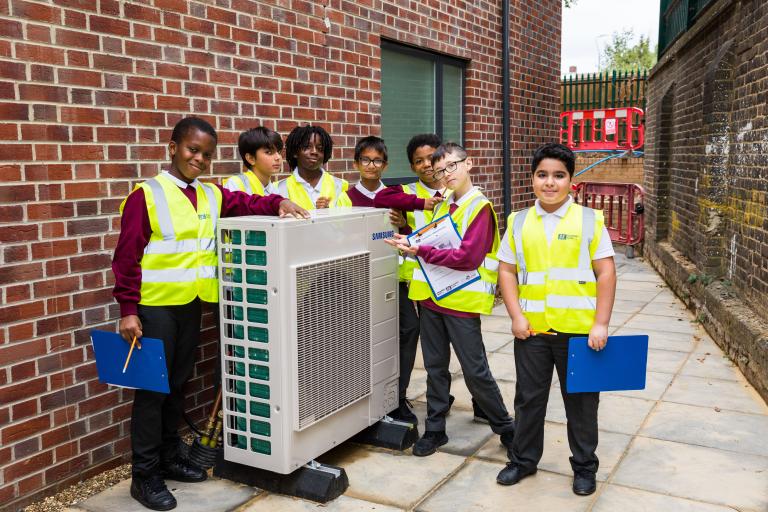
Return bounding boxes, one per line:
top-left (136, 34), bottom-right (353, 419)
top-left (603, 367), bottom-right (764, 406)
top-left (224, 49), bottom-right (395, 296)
top-left (0, 1), bottom-right (561, 508)
top-left (644, 0), bottom-right (768, 402)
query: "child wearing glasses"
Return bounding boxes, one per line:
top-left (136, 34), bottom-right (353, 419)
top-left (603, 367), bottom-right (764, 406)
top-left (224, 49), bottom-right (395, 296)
top-left (385, 142), bottom-right (515, 458)
top-left (347, 136), bottom-right (389, 206)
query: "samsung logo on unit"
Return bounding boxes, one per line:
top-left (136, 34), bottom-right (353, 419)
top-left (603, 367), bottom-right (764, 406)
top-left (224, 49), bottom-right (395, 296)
top-left (372, 230), bottom-right (395, 240)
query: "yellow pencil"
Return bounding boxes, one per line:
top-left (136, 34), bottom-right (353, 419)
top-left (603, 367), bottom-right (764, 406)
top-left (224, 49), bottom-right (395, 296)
top-left (122, 335), bottom-right (137, 373)
top-left (528, 329), bottom-right (557, 336)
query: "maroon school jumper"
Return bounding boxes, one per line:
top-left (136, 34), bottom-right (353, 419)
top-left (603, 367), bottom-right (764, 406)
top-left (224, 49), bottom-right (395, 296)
top-left (415, 203), bottom-right (495, 318)
top-left (112, 179), bottom-right (284, 317)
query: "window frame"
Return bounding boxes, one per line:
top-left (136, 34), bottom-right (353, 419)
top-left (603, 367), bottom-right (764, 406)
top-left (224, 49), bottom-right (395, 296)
top-left (380, 40), bottom-right (467, 185)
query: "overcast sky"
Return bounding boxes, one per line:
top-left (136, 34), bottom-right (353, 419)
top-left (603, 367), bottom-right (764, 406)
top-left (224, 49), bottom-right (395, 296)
top-left (561, 0), bottom-right (661, 75)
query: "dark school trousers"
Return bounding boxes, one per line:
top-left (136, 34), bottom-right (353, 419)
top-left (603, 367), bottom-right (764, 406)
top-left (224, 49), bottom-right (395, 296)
top-left (420, 306), bottom-right (515, 435)
top-left (131, 298), bottom-right (202, 478)
top-left (511, 331), bottom-right (600, 475)
top-left (398, 281), bottom-right (421, 400)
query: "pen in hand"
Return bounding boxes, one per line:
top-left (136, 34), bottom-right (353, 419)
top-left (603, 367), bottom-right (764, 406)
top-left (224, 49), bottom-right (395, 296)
top-left (122, 335), bottom-right (138, 373)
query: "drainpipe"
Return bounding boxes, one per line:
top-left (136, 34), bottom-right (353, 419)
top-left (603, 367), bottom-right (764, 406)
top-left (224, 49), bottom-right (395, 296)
top-left (502, 0), bottom-right (511, 221)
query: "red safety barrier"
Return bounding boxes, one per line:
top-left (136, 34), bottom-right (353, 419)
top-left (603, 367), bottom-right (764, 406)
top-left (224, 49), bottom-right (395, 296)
top-left (572, 182), bottom-right (645, 258)
top-left (560, 107), bottom-right (645, 152)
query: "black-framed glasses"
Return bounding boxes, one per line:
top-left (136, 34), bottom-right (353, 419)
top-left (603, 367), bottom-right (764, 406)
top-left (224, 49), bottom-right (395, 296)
top-left (432, 158), bottom-right (466, 180)
top-left (359, 157), bottom-right (386, 168)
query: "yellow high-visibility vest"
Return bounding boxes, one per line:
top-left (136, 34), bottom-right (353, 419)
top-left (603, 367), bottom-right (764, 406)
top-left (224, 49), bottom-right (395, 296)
top-left (276, 172), bottom-right (351, 209)
top-left (223, 171), bottom-right (269, 196)
top-left (508, 203), bottom-right (604, 334)
top-left (398, 182), bottom-right (438, 282)
top-left (120, 173), bottom-right (222, 306)
top-left (408, 188), bottom-right (500, 315)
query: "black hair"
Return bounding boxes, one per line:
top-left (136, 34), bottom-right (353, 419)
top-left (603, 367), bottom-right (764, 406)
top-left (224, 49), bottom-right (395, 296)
top-left (171, 116), bottom-right (217, 144)
top-left (430, 142), bottom-right (467, 166)
top-left (406, 133), bottom-right (442, 164)
top-left (238, 127), bottom-right (284, 169)
top-left (354, 136), bottom-right (388, 162)
top-left (531, 143), bottom-right (575, 176)
top-left (284, 125), bottom-right (333, 170)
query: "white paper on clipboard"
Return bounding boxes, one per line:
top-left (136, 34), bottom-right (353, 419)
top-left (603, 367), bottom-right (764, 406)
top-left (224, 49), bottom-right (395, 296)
top-left (407, 214), bottom-right (480, 300)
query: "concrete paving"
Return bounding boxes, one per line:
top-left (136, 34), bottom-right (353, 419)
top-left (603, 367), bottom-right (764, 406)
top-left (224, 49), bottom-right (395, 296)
top-left (70, 253), bottom-right (768, 512)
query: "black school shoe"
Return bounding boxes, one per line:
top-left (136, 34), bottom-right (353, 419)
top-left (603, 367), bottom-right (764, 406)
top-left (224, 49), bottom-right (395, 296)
top-left (130, 474), bottom-right (177, 511)
top-left (572, 471), bottom-right (597, 495)
top-left (161, 456), bottom-right (207, 483)
top-left (412, 430), bottom-right (449, 457)
top-left (389, 399), bottom-right (418, 425)
top-left (496, 462), bottom-right (537, 486)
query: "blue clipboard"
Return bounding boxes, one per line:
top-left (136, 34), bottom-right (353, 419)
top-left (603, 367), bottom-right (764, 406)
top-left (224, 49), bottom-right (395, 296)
top-left (566, 335), bottom-right (648, 393)
top-left (90, 330), bottom-right (170, 394)
top-left (407, 213), bottom-right (481, 300)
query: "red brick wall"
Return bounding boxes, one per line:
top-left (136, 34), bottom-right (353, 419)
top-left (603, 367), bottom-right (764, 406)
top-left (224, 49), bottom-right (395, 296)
top-left (0, 0), bottom-right (561, 507)
top-left (573, 155), bottom-right (644, 185)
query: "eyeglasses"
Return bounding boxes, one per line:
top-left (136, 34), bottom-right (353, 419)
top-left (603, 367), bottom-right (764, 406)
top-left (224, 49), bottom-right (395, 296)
top-left (432, 158), bottom-right (466, 180)
top-left (359, 157), bottom-right (386, 168)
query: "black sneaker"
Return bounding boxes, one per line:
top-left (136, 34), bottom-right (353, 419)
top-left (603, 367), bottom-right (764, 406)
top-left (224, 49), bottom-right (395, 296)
top-left (496, 462), bottom-right (537, 486)
top-left (161, 456), bottom-right (207, 483)
top-left (389, 399), bottom-right (418, 425)
top-left (130, 474), bottom-right (177, 511)
top-left (412, 430), bottom-right (448, 457)
top-left (472, 398), bottom-right (490, 424)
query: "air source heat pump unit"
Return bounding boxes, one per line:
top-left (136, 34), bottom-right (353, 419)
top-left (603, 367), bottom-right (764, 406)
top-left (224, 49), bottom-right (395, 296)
top-left (216, 207), bottom-right (399, 474)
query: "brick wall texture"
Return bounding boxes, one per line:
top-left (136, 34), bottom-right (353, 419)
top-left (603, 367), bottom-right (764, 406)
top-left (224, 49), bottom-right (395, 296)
top-left (0, 0), bottom-right (561, 508)
top-left (573, 155), bottom-right (644, 185)
top-left (644, 0), bottom-right (768, 397)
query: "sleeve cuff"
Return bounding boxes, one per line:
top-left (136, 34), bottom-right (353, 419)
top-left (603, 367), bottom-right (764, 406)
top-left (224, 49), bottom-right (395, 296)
top-left (120, 303), bottom-right (138, 317)
top-left (415, 198), bottom-right (426, 209)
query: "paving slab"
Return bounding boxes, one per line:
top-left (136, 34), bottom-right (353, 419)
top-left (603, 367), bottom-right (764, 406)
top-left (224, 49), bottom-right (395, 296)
top-left (612, 299), bottom-right (647, 314)
top-left (613, 370), bottom-right (675, 401)
top-left (608, 311), bottom-right (633, 327)
top-left (480, 315), bottom-right (511, 334)
top-left (663, 374), bottom-right (768, 415)
top-left (680, 350), bottom-right (741, 381)
top-left (613, 289), bottom-right (661, 302)
top-left (612, 437), bottom-right (768, 511)
top-left (646, 348), bottom-right (689, 374)
top-left (481, 330), bottom-right (514, 352)
top-left (406, 368), bottom-right (428, 401)
top-left (417, 459), bottom-right (595, 512)
top-left (651, 289), bottom-right (683, 303)
top-left (319, 444), bottom-right (465, 510)
top-left (475, 422), bottom-right (632, 482)
top-left (412, 402), bottom-right (495, 457)
top-left (546, 389), bottom-right (656, 435)
top-left (592, 484), bottom-right (736, 512)
top-left (242, 494), bottom-right (403, 511)
top-left (615, 280), bottom-right (666, 292)
top-left (615, 271), bottom-right (666, 284)
top-left (640, 401), bottom-right (768, 457)
top-left (613, 327), bottom-right (697, 353)
top-left (624, 313), bottom-right (697, 334)
top-left (487, 351), bottom-right (516, 382)
top-left (73, 478), bottom-right (258, 512)
top-left (638, 300), bottom-right (693, 318)
top-left (445, 374), bottom-right (517, 413)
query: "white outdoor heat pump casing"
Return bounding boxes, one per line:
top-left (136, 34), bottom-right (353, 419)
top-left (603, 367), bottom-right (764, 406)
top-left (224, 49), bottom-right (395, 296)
top-left (216, 207), bottom-right (399, 474)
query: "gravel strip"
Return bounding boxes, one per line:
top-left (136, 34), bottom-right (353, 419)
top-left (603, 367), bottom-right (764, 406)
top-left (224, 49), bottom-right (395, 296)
top-left (24, 463), bottom-right (131, 512)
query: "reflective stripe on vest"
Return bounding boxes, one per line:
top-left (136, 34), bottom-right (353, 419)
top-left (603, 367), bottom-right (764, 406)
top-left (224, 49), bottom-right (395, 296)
top-left (399, 182), bottom-right (434, 282)
top-left (132, 174), bottom-right (222, 306)
top-left (408, 188), bottom-right (500, 315)
top-left (510, 203), bottom-right (601, 333)
top-left (278, 173), bottom-right (350, 209)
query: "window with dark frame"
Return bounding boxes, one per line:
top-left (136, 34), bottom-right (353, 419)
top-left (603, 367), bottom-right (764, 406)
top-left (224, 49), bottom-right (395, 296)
top-left (380, 41), bottom-right (466, 184)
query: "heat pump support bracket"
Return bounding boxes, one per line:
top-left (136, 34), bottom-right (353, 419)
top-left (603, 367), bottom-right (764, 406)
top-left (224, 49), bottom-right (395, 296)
top-left (214, 453), bottom-right (348, 503)
top-left (352, 416), bottom-right (419, 451)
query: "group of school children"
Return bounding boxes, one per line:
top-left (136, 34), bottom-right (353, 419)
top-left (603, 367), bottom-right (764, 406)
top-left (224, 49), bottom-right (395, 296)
top-left (112, 116), bottom-right (617, 511)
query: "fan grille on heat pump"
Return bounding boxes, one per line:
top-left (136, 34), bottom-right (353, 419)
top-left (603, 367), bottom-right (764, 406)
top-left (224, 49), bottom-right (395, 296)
top-left (295, 253), bottom-right (371, 430)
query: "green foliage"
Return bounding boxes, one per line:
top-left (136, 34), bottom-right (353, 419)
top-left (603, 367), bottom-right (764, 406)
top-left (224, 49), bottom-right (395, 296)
top-left (688, 273), bottom-right (715, 286)
top-left (599, 30), bottom-right (657, 72)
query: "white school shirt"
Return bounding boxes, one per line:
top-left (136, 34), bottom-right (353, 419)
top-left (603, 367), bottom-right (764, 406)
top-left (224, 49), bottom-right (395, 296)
top-left (354, 181), bottom-right (386, 199)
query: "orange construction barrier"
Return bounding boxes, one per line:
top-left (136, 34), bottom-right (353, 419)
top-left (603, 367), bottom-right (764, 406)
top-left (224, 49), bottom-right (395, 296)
top-left (560, 108), bottom-right (644, 152)
top-left (572, 182), bottom-right (645, 258)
